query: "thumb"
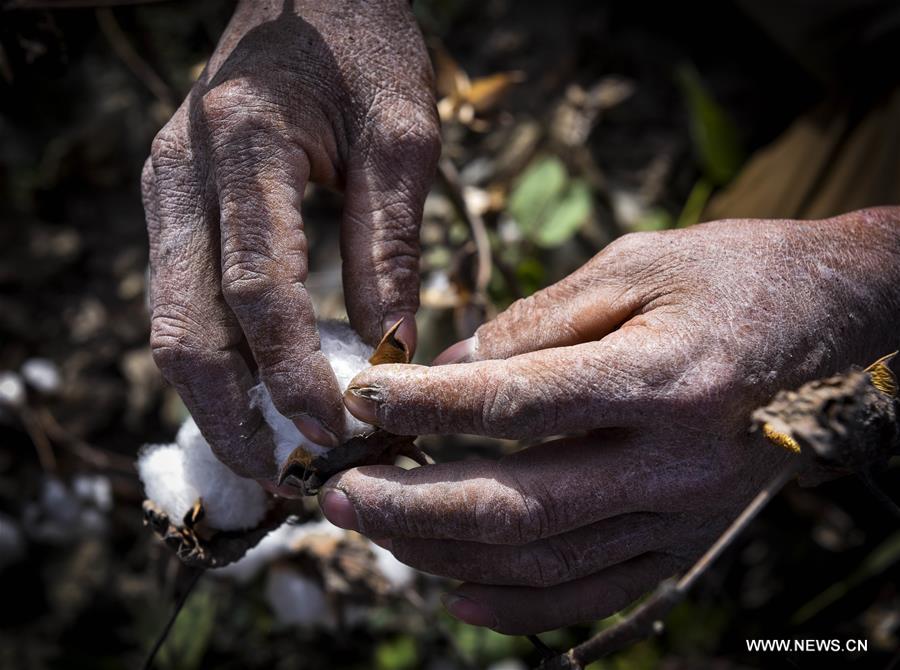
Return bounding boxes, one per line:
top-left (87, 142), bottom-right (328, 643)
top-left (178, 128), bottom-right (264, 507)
top-left (435, 259), bottom-right (640, 364)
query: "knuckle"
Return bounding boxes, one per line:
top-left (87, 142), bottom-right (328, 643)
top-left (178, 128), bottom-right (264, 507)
top-left (221, 267), bottom-right (273, 307)
top-left (201, 80), bottom-right (257, 126)
top-left (220, 246), bottom-right (301, 308)
top-left (149, 122), bottom-right (190, 171)
top-left (479, 363), bottom-right (552, 438)
top-left (140, 157), bottom-right (155, 198)
top-left (149, 307), bottom-right (215, 378)
top-left (520, 543), bottom-right (572, 587)
top-left (603, 231), bottom-right (655, 257)
top-left (369, 98), bottom-right (441, 167)
top-left (483, 481), bottom-right (549, 545)
top-left (478, 372), bottom-right (515, 435)
top-left (371, 233), bottom-right (420, 275)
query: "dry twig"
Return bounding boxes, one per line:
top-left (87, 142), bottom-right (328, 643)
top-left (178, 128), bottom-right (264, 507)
top-left (95, 6), bottom-right (176, 112)
top-left (437, 157), bottom-right (493, 301)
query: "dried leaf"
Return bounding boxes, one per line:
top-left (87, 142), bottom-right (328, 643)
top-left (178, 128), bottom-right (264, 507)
top-left (369, 318), bottom-right (410, 365)
top-left (431, 41), bottom-right (523, 126)
top-left (465, 71), bottom-right (525, 114)
top-left (753, 364), bottom-right (899, 471)
top-left (865, 351), bottom-right (898, 397)
top-left (761, 422), bottom-right (801, 454)
top-left (431, 42), bottom-right (468, 100)
top-left (277, 446), bottom-right (316, 488)
top-left (676, 64), bottom-right (744, 186)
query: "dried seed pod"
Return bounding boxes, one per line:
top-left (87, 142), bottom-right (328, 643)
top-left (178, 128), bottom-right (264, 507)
top-left (142, 496), bottom-right (311, 568)
top-left (753, 352), bottom-right (899, 471)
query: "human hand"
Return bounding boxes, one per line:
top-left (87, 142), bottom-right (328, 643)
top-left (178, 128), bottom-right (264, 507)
top-left (141, 0), bottom-right (440, 487)
top-left (321, 208), bottom-right (900, 633)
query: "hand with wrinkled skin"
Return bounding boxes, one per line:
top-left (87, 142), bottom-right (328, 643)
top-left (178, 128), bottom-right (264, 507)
top-left (320, 208), bottom-right (900, 634)
top-left (142, 0), bottom-right (440, 489)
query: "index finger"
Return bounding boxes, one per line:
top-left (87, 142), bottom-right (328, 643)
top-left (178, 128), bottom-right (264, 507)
top-left (343, 327), bottom-right (668, 439)
top-left (320, 436), bottom-right (687, 544)
top-left (204, 98), bottom-right (344, 442)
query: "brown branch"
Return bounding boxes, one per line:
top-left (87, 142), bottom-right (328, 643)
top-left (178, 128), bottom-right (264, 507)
top-left (142, 566), bottom-right (204, 670)
top-left (537, 461), bottom-right (803, 669)
top-left (437, 157), bottom-right (493, 299)
top-left (37, 406), bottom-right (136, 474)
top-left (95, 6), bottom-right (176, 112)
top-left (21, 407), bottom-right (58, 473)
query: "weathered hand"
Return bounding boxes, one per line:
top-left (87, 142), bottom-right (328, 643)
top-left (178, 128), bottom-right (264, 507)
top-left (321, 208), bottom-right (900, 633)
top-left (141, 0), bottom-right (439, 486)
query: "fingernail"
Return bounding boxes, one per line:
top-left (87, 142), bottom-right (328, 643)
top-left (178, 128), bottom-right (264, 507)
top-left (432, 337), bottom-right (476, 365)
top-left (320, 489), bottom-right (359, 532)
top-left (383, 313), bottom-right (417, 357)
top-left (441, 593), bottom-right (497, 628)
top-left (371, 537), bottom-right (393, 551)
top-left (343, 387), bottom-right (380, 424)
top-left (293, 415), bottom-right (339, 447)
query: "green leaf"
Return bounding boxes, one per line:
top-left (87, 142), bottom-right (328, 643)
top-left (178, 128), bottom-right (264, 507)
top-left (508, 156), bottom-right (568, 237)
top-left (677, 64), bottom-right (744, 186)
top-left (535, 178), bottom-right (592, 247)
top-left (375, 636), bottom-right (418, 670)
top-left (157, 584), bottom-right (216, 670)
top-left (515, 257), bottom-right (546, 297)
top-left (676, 178), bottom-right (713, 228)
top-left (508, 156), bottom-right (592, 248)
top-left (633, 206), bottom-right (674, 232)
top-left (792, 530), bottom-right (900, 624)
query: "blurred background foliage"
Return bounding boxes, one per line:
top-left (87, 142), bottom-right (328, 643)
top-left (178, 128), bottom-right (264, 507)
top-left (0, 1), bottom-right (898, 669)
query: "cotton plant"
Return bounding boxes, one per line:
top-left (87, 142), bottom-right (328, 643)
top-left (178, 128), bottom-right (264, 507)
top-left (137, 320), bottom-right (419, 621)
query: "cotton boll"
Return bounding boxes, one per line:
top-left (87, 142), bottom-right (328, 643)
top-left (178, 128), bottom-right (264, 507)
top-left (247, 384), bottom-right (321, 468)
top-left (138, 444), bottom-right (195, 524)
top-left (213, 519), bottom-right (343, 584)
top-left (370, 543), bottom-right (415, 592)
top-left (137, 418), bottom-right (268, 531)
top-left (249, 320), bottom-right (375, 470)
top-left (0, 371), bottom-right (25, 409)
top-left (216, 517), bottom-right (416, 594)
top-left (72, 474), bottom-right (113, 512)
top-left (22, 476), bottom-right (109, 544)
top-left (21, 358), bottom-right (61, 394)
top-left (265, 565), bottom-right (332, 628)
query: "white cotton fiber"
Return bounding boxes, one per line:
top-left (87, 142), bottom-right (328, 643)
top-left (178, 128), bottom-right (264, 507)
top-left (0, 371), bottom-right (25, 409)
top-left (215, 518), bottom-right (415, 594)
top-left (370, 543), bottom-right (415, 591)
top-left (138, 321), bottom-right (375, 533)
top-left (137, 417), bottom-right (267, 531)
top-left (213, 519), bottom-right (343, 584)
top-left (265, 565), bottom-right (331, 628)
top-left (248, 320), bottom-right (375, 469)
